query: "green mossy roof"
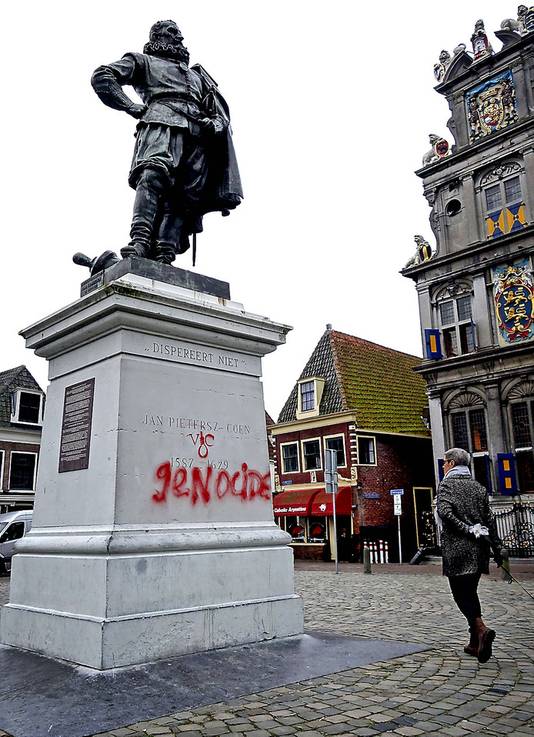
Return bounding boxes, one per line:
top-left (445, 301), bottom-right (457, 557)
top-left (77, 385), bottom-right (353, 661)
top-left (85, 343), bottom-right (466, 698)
top-left (278, 330), bottom-right (429, 436)
top-left (330, 331), bottom-right (428, 434)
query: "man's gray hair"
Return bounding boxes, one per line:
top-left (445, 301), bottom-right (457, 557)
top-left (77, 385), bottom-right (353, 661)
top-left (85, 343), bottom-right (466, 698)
top-left (444, 447), bottom-right (471, 466)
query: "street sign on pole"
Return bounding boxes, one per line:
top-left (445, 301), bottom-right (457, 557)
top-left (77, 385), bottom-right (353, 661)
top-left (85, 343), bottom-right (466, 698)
top-left (325, 450), bottom-right (338, 494)
top-left (390, 489), bottom-right (403, 564)
top-left (325, 449), bottom-right (339, 574)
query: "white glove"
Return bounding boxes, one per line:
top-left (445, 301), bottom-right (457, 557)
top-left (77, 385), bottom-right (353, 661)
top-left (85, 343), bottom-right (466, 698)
top-left (468, 523), bottom-right (489, 538)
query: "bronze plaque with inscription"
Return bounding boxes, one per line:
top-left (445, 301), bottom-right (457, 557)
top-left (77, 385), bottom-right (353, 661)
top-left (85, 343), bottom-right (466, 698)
top-left (58, 378), bottom-right (95, 473)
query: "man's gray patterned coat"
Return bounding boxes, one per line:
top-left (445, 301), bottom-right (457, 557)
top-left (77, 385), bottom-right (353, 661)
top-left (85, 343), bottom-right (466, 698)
top-left (437, 475), bottom-right (501, 576)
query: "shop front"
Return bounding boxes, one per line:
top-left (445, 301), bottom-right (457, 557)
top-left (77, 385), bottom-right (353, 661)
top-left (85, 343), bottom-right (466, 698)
top-left (273, 487), bottom-right (353, 560)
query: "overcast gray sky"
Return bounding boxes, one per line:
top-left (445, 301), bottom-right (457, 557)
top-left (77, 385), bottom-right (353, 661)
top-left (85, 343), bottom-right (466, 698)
top-left (1, 1), bottom-right (511, 417)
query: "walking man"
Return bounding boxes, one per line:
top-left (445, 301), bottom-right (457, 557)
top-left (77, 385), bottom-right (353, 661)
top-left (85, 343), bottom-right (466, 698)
top-left (437, 447), bottom-right (504, 663)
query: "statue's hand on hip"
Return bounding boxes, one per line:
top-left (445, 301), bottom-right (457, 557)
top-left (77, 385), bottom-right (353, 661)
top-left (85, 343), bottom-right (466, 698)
top-left (126, 103), bottom-right (147, 119)
top-left (199, 117), bottom-right (224, 135)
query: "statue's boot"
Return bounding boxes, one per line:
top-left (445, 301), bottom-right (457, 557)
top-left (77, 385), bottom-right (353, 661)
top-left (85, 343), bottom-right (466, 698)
top-left (154, 210), bottom-right (182, 265)
top-left (155, 211), bottom-right (191, 264)
top-left (122, 168), bottom-right (166, 259)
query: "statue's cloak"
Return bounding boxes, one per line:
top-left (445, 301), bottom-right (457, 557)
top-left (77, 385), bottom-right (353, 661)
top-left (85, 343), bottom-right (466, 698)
top-left (190, 64), bottom-right (243, 223)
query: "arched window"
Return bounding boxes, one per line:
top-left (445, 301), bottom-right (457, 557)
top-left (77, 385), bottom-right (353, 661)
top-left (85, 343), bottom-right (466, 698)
top-left (479, 161), bottom-right (527, 239)
top-left (433, 282), bottom-right (476, 357)
top-left (446, 390), bottom-right (491, 489)
top-left (507, 380), bottom-right (534, 492)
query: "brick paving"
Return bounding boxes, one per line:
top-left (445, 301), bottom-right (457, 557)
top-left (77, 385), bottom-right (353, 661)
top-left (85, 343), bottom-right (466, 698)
top-left (1, 563), bottom-right (534, 737)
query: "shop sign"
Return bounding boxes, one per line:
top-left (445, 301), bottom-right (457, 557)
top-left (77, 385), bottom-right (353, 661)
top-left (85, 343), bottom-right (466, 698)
top-left (273, 504), bottom-right (307, 515)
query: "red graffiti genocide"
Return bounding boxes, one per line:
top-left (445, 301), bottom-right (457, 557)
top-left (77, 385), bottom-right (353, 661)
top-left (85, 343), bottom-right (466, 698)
top-left (152, 461), bottom-right (271, 505)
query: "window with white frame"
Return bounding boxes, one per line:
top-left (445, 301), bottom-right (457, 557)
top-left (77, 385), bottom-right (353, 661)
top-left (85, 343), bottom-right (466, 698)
top-left (11, 390), bottom-right (44, 425)
top-left (296, 377), bottom-right (325, 418)
top-left (302, 438), bottom-right (322, 471)
top-left (307, 517), bottom-right (328, 542)
top-left (299, 381), bottom-right (315, 412)
top-left (280, 442), bottom-right (299, 473)
top-left (278, 516), bottom-right (329, 544)
top-left (9, 452), bottom-right (37, 491)
top-left (324, 435), bottom-right (346, 468)
top-left (439, 294), bottom-right (476, 357)
top-left (0, 450), bottom-right (4, 491)
top-left (357, 436), bottom-right (376, 465)
top-left (279, 515), bottom-right (306, 541)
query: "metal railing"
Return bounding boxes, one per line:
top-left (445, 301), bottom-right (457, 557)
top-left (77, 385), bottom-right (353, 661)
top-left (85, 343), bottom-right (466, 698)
top-left (494, 502), bottom-right (534, 558)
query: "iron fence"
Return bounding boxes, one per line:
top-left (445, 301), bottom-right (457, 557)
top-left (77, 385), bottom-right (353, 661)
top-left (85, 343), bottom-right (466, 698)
top-left (493, 502), bottom-right (534, 558)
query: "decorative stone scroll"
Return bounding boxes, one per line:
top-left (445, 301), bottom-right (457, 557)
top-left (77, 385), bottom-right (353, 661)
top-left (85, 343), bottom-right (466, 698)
top-left (448, 391), bottom-right (485, 410)
top-left (479, 161), bottom-right (522, 187)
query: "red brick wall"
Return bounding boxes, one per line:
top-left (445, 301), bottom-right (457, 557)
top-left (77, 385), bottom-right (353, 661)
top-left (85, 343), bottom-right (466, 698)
top-left (274, 425), bottom-right (434, 560)
top-left (276, 422), bottom-right (350, 486)
top-left (0, 442), bottom-right (40, 491)
top-left (356, 435), bottom-right (434, 558)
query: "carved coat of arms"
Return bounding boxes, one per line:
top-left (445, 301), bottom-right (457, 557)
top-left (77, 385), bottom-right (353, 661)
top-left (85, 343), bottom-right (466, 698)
top-left (492, 259), bottom-right (534, 345)
top-left (466, 71), bottom-right (518, 142)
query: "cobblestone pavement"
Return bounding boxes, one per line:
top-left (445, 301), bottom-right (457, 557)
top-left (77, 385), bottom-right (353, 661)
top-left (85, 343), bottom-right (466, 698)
top-left (1, 567), bottom-right (534, 737)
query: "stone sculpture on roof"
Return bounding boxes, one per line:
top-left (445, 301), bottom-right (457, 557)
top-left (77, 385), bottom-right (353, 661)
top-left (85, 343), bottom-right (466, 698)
top-left (90, 19), bottom-right (243, 268)
top-left (422, 134), bottom-right (450, 166)
top-left (434, 50), bottom-right (452, 82)
top-left (433, 44), bottom-right (468, 84)
top-left (471, 19), bottom-right (494, 60)
top-left (404, 235), bottom-right (434, 269)
top-left (500, 5), bottom-right (529, 34)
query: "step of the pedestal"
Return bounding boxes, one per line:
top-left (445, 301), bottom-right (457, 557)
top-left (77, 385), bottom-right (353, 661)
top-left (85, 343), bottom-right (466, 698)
top-left (1, 595), bottom-right (304, 669)
top-left (7, 546), bottom-right (296, 618)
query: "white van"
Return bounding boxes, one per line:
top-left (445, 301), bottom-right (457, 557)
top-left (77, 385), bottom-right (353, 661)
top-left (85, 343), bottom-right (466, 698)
top-left (0, 510), bottom-right (32, 575)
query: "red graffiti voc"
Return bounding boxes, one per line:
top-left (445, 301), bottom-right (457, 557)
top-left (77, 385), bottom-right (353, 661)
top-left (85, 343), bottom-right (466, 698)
top-left (187, 431), bottom-right (215, 458)
top-left (152, 461), bottom-right (271, 505)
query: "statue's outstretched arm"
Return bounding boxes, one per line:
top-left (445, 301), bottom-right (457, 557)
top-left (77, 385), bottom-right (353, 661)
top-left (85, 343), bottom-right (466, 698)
top-left (91, 55), bottom-right (145, 119)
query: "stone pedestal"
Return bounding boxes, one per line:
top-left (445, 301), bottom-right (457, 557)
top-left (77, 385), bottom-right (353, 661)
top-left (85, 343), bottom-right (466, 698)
top-left (1, 265), bottom-right (303, 669)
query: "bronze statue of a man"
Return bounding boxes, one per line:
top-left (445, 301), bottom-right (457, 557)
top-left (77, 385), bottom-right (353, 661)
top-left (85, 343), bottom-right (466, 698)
top-left (91, 20), bottom-right (242, 265)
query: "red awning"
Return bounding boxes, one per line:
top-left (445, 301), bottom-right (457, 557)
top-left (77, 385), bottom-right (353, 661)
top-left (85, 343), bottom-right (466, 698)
top-left (310, 487), bottom-right (352, 516)
top-left (273, 489), bottom-right (318, 516)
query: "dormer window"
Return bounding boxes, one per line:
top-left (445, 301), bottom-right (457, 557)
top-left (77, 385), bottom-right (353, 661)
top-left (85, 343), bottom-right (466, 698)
top-left (296, 377), bottom-right (325, 419)
top-left (11, 390), bottom-right (44, 425)
top-left (300, 382), bottom-right (315, 411)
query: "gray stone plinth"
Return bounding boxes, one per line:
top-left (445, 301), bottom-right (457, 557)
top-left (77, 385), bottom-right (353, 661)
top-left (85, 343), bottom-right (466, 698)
top-left (1, 271), bottom-right (303, 668)
top-left (80, 256), bottom-right (231, 299)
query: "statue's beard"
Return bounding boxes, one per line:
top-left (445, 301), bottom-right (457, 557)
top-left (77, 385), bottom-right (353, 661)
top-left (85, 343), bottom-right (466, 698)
top-left (143, 40), bottom-right (190, 64)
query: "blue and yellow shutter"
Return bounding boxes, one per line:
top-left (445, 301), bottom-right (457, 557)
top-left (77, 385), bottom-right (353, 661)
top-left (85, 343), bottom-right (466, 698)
top-left (425, 329), bottom-right (442, 360)
top-left (486, 204), bottom-right (527, 239)
top-left (497, 453), bottom-right (518, 495)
